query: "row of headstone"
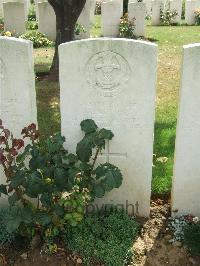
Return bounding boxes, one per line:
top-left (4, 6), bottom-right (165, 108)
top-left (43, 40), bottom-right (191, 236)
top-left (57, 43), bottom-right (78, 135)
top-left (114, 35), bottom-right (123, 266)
top-left (152, 0), bottom-right (200, 25)
top-left (102, 0), bottom-right (146, 37)
top-left (1, 36), bottom-right (200, 217)
top-left (185, 0), bottom-right (200, 25)
top-left (37, 0), bottom-right (96, 41)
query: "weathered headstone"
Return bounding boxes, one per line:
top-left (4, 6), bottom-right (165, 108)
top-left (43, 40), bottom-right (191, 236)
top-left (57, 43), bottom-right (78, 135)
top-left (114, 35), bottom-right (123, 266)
top-left (185, 0), bottom-right (198, 25)
top-left (59, 38), bottom-right (157, 217)
top-left (152, 0), bottom-right (164, 25)
top-left (77, 0), bottom-right (96, 38)
top-left (101, 0), bottom-right (123, 37)
top-left (1, 0), bottom-right (30, 18)
top-left (172, 44), bottom-right (200, 217)
top-left (170, 0), bottom-right (182, 23)
top-left (38, 1), bottom-right (56, 41)
top-left (3, 2), bottom-right (26, 35)
top-left (128, 2), bottom-right (146, 37)
top-left (0, 37), bottom-right (37, 202)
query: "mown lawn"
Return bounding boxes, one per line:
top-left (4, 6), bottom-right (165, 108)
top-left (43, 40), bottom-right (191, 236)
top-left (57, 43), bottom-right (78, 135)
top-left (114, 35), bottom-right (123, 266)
top-left (34, 18), bottom-right (200, 197)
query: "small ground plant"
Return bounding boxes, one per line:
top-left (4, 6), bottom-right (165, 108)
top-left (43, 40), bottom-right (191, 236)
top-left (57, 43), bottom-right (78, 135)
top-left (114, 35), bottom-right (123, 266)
top-left (0, 208), bottom-right (15, 247)
top-left (184, 220), bottom-right (200, 255)
top-left (119, 14), bottom-right (136, 39)
top-left (194, 9), bottom-right (200, 25)
top-left (160, 9), bottom-right (178, 25)
top-left (20, 31), bottom-right (53, 48)
top-left (0, 119), bottom-right (123, 253)
top-left (63, 209), bottom-right (139, 265)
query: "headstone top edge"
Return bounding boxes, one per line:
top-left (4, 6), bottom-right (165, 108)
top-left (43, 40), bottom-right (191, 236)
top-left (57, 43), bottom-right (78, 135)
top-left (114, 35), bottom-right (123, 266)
top-left (59, 38), bottom-right (158, 49)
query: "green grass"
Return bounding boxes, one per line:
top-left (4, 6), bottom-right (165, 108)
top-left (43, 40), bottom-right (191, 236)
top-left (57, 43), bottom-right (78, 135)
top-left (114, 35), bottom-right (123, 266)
top-left (34, 20), bottom-right (200, 197)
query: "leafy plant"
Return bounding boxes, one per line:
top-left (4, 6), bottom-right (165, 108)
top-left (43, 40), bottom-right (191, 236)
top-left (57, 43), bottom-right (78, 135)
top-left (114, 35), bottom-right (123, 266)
top-left (27, 21), bottom-right (38, 31)
top-left (20, 31), bottom-right (53, 48)
top-left (119, 13), bottom-right (136, 39)
top-left (63, 209), bottom-right (139, 266)
top-left (0, 119), bottom-right (123, 252)
top-left (0, 208), bottom-right (15, 247)
top-left (74, 23), bottom-right (86, 36)
top-left (95, 1), bottom-right (101, 15)
top-left (184, 222), bottom-right (200, 255)
top-left (28, 4), bottom-right (36, 21)
top-left (194, 8), bottom-right (200, 25)
top-left (160, 9), bottom-right (178, 25)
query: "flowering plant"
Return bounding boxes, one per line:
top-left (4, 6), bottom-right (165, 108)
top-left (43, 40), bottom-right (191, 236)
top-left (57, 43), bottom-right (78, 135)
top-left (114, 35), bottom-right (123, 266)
top-left (160, 9), bottom-right (178, 25)
top-left (194, 8), bottom-right (200, 25)
top-left (0, 119), bottom-right (122, 252)
top-left (119, 13), bottom-right (136, 39)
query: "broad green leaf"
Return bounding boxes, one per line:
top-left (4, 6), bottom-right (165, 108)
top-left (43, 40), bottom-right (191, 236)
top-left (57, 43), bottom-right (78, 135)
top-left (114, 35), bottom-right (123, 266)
top-left (8, 192), bottom-right (19, 205)
top-left (35, 212), bottom-right (51, 226)
top-left (76, 136), bottom-right (93, 162)
top-left (80, 119), bottom-right (98, 134)
top-left (93, 185), bottom-right (105, 198)
top-left (102, 171), bottom-right (116, 192)
top-left (99, 128), bottom-right (114, 140)
top-left (0, 184), bottom-right (8, 195)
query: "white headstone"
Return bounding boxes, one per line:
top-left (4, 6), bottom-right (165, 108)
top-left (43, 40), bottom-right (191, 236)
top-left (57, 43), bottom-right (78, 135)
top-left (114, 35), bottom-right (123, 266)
top-left (1, 0), bottom-right (30, 18)
top-left (59, 38), bottom-right (157, 217)
top-left (3, 2), bottom-right (26, 35)
top-left (0, 37), bottom-right (37, 202)
top-left (152, 0), bottom-right (164, 25)
top-left (144, 0), bottom-right (152, 16)
top-left (77, 0), bottom-right (96, 38)
top-left (0, 1), bottom-right (3, 17)
top-left (128, 2), bottom-right (146, 37)
top-left (101, 0), bottom-right (123, 37)
top-left (0, 37), bottom-right (37, 137)
top-left (35, 0), bottom-right (46, 20)
top-left (172, 44), bottom-right (200, 217)
top-left (38, 1), bottom-right (56, 41)
top-left (170, 0), bottom-right (182, 23)
top-left (185, 0), bottom-right (198, 25)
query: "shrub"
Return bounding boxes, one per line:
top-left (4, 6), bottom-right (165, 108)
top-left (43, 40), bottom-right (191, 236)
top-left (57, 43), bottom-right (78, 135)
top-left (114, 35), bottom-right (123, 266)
top-left (28, 4), bottom-right (36, 21)
top-left (184, 222), bottom-right (200, 255)
top-left (119, 14), bottom-right (136, 39)
top-left (27, 21), bottom-right (38, 31)
top-left (20, 31), bottom-right (53, 48)
top-left (95, 1), bottom-right (101, 15)
top-left (0, 119), bottom-right (123, 253)
top-left (74, 23), bottom-right (86, 36)
top-left (182, 0), bottom-right (185, 19)
top-left (194, 8), bottom-right (200, 25)
top-left (63, 210), bottom-right (139, 265)
top-left (0, 208), bottom-right (15, 247)
top-left (160, 9), bottom-right (178, 25)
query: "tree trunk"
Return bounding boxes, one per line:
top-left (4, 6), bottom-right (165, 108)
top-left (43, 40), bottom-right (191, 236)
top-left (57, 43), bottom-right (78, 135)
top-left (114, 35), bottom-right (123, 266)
top-left (48, 0), bottom-right (86, 80)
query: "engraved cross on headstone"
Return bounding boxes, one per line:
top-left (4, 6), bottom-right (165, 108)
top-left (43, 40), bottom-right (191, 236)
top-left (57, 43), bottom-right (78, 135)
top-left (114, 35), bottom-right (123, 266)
top-left (99, 140), bottom-right (127, 163)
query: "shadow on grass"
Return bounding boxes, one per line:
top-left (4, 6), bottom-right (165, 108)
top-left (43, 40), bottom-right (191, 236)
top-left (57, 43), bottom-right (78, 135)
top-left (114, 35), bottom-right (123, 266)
top-left (152, 120), bottom-right (177, 198)
top-left (36, 80), bottom-right (61, 139)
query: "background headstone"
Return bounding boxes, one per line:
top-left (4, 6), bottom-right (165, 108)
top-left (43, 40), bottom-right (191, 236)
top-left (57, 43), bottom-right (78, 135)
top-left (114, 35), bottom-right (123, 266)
top-left (77, 0), bottom-right (96, 38)
top-left (170, 0), bottom-right (182, 24)
top-left (0, 37), bottom-right (37, 203)
top-left (152, 0), bottom-right (164, 25)
top-left (59, 38), bottom-right (157, 217)
top-left (3, 2), bottom-right (26, 35)
top-left (101, 0), bottom-right (123, 37)
top-left (128, 2), bottom-right (146, 37)
top-left (172, 44), bottom-right (200, 217)
top-left (1, 0), bottom-right (30, 18)
top-left (38, 1), bottom-right (56, 41)
top-left (185, 0), bottom-right (198, 25)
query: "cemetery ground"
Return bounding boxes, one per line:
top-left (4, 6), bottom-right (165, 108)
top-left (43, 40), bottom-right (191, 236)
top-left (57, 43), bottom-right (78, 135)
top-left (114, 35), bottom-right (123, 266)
top-left (1, 17), bottom-right (200, 266)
